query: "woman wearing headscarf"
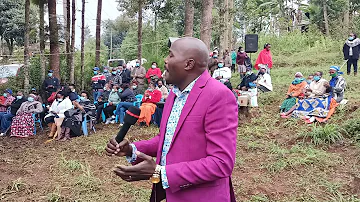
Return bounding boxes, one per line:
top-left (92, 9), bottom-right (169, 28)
top-left (254, 43), bottom-right (273, 74)
top-left (343, 33), bottom-right (360, 76)
top-left (328, 66), bottom-right (346, 103)
top-left (280, 72), bottom-right (307, 112)
top-left (10, 94), bottom-right (43, 138)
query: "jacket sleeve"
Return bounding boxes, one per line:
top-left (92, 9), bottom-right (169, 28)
top-left (138, 68), bottom-right (146, 78)
top-left (157, 69), bottom-right (162, 78)
top-left (145, 70), bottom-right (151, 79)
top-left (29, 102), bottom-right (44, 114)
top-left (133, 133), bottom-right (161, 162)
top-left (165, 90), bottom-right (238, 193)
top-left (343, 44), bottom-right (347, 59)
top-left (334, 77), bottom-right (346, 92)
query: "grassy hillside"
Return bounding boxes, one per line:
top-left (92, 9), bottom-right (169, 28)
top-left (1, 33), bottom-right (360, 202)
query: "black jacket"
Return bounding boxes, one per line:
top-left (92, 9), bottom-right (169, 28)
top-left (119, 88), bottom-right (136, 102)
top-left (343, 43), bottom-right (360, 60)
top-left (239, 73), bottom-right (258, 88)
top-left (120, 69), bottom-right (132, 84)
top-left (42, 77), bottom-right (60, 93)
top-left (10, 97), bottom-right (27, 115)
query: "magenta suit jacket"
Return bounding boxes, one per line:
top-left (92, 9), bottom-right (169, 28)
top-left (134, 70), bottom-right (238, 202)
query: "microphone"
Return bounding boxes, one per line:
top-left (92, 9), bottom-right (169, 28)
top-left (115, 106), bottom-right (141, 143)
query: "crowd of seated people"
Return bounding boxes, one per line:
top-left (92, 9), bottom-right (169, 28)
top-left (280, 66), bottom-right (346, 123)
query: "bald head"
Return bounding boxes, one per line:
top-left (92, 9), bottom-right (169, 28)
top-left (171, 37), bottom-right (209, 70)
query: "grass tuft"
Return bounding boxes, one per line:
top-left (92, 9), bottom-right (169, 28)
top-left (301, 124), bottom-right (344, 145)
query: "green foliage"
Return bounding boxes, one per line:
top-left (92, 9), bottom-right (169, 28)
top-left (301, 124), bottom-right (344, 145)
top-left (0, 0), bottom-right (38, 54)
top-left (342, 119), bottom-right (360, 141)
top-left (120, 22), bottom-right (177, 69)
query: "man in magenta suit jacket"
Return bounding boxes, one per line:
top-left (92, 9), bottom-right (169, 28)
top-left (106, 38), bottom-right (238, 202)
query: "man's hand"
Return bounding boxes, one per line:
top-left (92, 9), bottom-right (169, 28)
top-left (113, 151), bottom-right (156, 182)
top-left (79, 105), bottom-right (85, 112)
top-left (105, 138), bottom-right (132, 157)
top-left (215, 76), bottom-right (221, 80)
top-left (109, 102), bottom-right (113, 106)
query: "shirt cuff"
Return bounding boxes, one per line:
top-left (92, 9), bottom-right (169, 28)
top-left (125, 144), bottom-right (138, 163)
top-left (160, 166), bottom-right (170, 189)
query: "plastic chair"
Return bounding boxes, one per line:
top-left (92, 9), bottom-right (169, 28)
top-left (33, 114), bottom-right (43, 135)
top-left (101, 103), bottom-right (108, 122)
top-left (82, 115), bottom-right (96, 136)
top-left (134, 94), bottom-right (143, 107)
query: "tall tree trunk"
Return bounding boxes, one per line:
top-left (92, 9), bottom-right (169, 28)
top-left (228, 0), bottom-right (234, 51)
top-left (344, 0), bottom-right (350, 33)
top-left (39, 0), bottom-right (46, 82)
top-left (95, 0), bottom-right (102, 67)
top-left (48, 0), bottom-right (61, 80)
top-left (24, 0), bottom-right (30, 93)
top-left (70, 0), bottom-right (76, 84)
top-left (138, 0), bottom-right (143, 64)
top-left (184, 0), bottom-right (194, 37)
top-left (323, 0), bottom-right (330, 36)
top-left (81, 0), bottom-right (85, 90)
top-left (200, 0), bottom-right (213, 49)
top-left (220, 0), bottom-right (229, 57)
top-left (65, 0), bottom-right (71, 83)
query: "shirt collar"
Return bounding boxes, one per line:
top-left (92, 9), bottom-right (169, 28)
top-left (172, 76), bottom-right (200, 97)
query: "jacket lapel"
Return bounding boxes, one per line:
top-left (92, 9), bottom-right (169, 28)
top-left (169, 71), bottom-right (211, 150)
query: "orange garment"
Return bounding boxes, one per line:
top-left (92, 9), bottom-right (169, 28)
top-left (286, 81), bottom-right (307, 97)
top-left (138, 103), bottom-right (157, 126)
top-left (315, 98), bottom-right (339, 123)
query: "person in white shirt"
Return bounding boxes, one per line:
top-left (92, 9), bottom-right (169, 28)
top-left (306, 71), bottom-right (328, 97)
top-left (44, 91), bottom-right (73, 138)
top-left (212, 60), bottom-right (232, 83)
top-left (256, 66), bottom-right (273, 92)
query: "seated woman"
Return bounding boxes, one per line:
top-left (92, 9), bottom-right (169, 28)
top-left (44, 91), bottom-right (73, 138)
top-left (138, 82), bottom-right (161, 126)
top-left (104, 85), bottom-right (122, 124)
top-left (306, 71), bottom-right (328, 97)
top-left (156, 80), bottom-right (169, 101)
top-left (280, 72), bottom-right (307, 112)
top-left (328, 66), bottom-right (346, 103)
top-left (256, 66), bottom-right (273, 92)
top-left (237, 66), bottom-right (258, 91)
top-left (58, 91), bottom-right (96, 140)
top-left (114, 83), bottom-right (136, 127)
top-left (10, 94), bottom-right (43, 138)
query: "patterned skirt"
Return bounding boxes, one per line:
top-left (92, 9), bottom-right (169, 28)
top-left (10, 113), bottom-right (34, 138)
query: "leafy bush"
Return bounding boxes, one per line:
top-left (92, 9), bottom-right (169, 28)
top-left (301, 124), bottom-right (343, 145)
top-left (342, 119), bottom-right (360, 141)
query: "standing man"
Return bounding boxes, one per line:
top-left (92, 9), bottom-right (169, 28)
top-left (343, 33), bottom-right (360, 76)
top-left (42, 70), bottom-right (60, 100)
top-left (103, 66), bottom-right (111, 82)
top-left (106, 37), bottom-right (238, 202)
top-left (223, 49), bottom-right (232, 69)
top-left (254, 43), bottom-right (273, 74)
top-left (92, 67), bottom-right (106, 102)
top-left (131, 60), bottom-right (146, 93)
top-left (120, 63), bottom-right (132, 84)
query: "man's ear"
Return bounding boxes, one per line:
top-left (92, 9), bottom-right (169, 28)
top-left (185, 59), bottom-right (195, 71)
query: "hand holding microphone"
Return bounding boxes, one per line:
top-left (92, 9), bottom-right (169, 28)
top-left (105, 106), bottom-right (141, 157)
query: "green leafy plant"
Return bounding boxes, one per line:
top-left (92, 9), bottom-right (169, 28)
top-left (301, 124), bottom-right (343, 145)
top-left (342, 119), bottom-right (360, 141)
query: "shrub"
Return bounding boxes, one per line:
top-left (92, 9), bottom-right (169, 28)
top-left (342, 119), bottom-right (360, 141)
top-left (301, 124), bottom-right (343, 145)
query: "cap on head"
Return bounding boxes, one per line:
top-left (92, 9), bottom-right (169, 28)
top-left (93, 67), bottom-right (100, 71)
top-left (295, 72), bottom-right (303, 77)
top-left (48, 70), bottom-right (54, 73)
top-left (5, 89), bottom-right (12, 95)
top-left (330, 66), bottom-right (340, 72)
top-left (31, 88), bottom-right (36, 91)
